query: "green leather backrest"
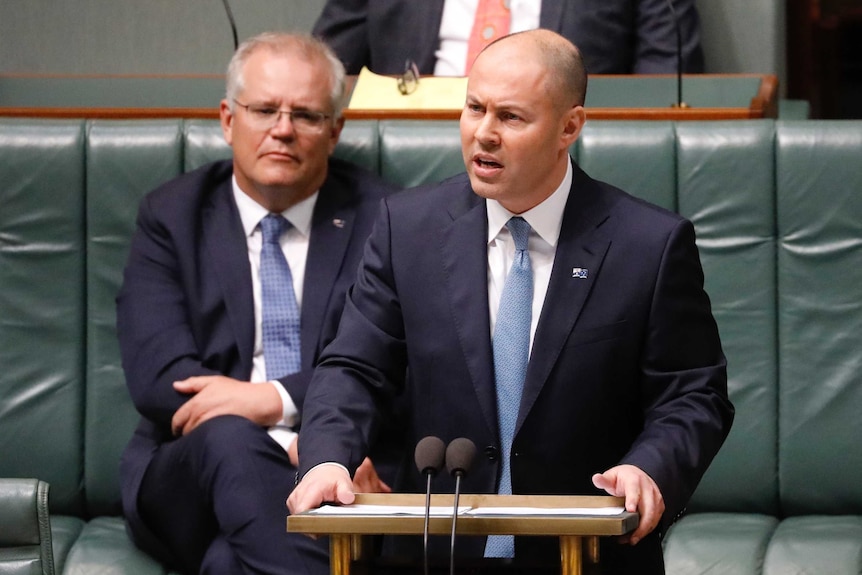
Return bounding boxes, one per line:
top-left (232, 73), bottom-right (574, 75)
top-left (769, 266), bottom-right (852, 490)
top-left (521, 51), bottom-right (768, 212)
top-left (336, 120), bottom-right (382, 173)
top-left (677, 121), bottom-right (779, 514)
top-left (577, 121), bottom-right (676, 211)
top-left (776, 120), bottom-right (862, 515)
top-left (378, 120), bottom-right (464, 188)
top-left (3, 117), bottom-right (862, 524)
top-left (0, 119), bottom-right (87, 517)
top-left (184, 120), bottom-right (231, 171)
top-left (84, 120), bottom-right (186, 517)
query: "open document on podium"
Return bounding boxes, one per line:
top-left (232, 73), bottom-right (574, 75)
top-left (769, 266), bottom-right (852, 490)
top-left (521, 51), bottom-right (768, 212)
top-left (347, 67), bottom-right (468, 111)
top-left (305, 504), bottom-right (625, 516)
top-left (307, 504), bottom-right (471, 516)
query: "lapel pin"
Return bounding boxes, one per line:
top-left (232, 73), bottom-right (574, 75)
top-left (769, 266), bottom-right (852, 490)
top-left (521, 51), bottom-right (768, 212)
top-left (332, 218), bottom-right (345, 228)
top-left (572, 267), bottom-right (589, 279)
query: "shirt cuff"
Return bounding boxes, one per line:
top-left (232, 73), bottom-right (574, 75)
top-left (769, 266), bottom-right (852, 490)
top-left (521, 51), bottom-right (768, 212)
top-left (266, 426), bottom-right (298, 454)
top-left (253, 379), bottom-right (299, 427)
top-left (304, 461), bottom-right (351, 479)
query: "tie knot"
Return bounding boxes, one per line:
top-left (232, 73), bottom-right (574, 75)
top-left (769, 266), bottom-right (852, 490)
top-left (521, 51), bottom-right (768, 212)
top-left (260, 214), bottom-right (291, 245)
top-left (506, 217), bottom-right (531, 251)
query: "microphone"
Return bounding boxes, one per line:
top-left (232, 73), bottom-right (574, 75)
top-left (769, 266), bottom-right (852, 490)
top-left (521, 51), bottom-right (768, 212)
top-left (445, 438), bottom-right (476, 575)
top-left (665, 0), bottom-right (689, 108)
top-left (221, 0), bottom-right (239, 51)
top-left (415, 436), bottom-right (446, 575)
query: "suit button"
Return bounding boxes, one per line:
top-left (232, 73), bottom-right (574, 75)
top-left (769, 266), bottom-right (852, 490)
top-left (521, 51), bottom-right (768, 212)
top-left (484, 446), bottom-right (499, 461)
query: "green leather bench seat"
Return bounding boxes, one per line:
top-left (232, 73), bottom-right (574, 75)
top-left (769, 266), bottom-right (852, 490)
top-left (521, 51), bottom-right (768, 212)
top-left (1, 117), bottom-right (861, 574)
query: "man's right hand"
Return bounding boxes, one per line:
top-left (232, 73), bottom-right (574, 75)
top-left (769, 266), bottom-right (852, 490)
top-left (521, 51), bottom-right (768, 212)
top-left (287, 464), bottom-right (355, 515)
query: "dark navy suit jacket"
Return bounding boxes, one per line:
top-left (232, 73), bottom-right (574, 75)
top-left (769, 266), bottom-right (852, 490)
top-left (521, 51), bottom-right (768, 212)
top-left (298, 163), bottom-right (733, 572)
top-left (313, 0), bottom-right (705, 75)
top-left (116, 158), bottom-right (397, 555)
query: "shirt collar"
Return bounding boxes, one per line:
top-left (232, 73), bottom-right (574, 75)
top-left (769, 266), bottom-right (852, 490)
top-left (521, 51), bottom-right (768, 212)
top-left (486, 156), bottom-right (573, 247)
top-left (232, 175), bottom-right (318, 238)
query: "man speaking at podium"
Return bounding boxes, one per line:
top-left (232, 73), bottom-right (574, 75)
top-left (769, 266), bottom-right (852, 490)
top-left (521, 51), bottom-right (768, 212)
top-left (289, 29), bottom-right (733, 573)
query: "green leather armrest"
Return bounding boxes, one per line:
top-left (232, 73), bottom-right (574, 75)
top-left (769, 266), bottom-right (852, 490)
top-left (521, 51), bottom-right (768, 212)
top-left (0, 478), bottom-right (54, 575)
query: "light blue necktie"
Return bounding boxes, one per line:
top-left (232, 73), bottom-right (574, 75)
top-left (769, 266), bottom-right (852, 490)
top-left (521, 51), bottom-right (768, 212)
top-left (485, 216), bottom-right (533, 559)
top-left (260, 214), bottom-right (301, 380)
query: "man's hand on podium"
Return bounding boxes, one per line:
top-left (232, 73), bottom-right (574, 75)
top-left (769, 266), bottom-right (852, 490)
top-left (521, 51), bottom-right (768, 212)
top-left (288, 464), bottom-right (355, 516)
top-left (592, 464), bottom-right (665, 546)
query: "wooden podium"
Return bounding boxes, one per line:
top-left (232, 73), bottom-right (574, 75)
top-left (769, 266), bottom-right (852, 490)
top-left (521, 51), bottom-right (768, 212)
top-left (287, 493), bottom-right (638, 575)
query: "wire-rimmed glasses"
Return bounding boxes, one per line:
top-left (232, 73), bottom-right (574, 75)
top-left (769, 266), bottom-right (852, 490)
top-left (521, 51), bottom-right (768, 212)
top-left (233, 99), bottom-right (332, 133)
top-left (397, 60), bottom-right (420, 95)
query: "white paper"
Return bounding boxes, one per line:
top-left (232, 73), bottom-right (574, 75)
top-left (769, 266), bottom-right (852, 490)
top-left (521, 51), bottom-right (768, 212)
top-left (307, 504), bottom-right (472, 516)
top-left (464, 506), bottom-right (626, 516)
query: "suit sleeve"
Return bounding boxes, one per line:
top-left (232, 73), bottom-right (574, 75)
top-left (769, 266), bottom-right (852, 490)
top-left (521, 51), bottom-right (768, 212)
top-left (297, 198), bottom-right (407, 477)
top-left (116, 194), bottom-right (222, 428)
top-left (313, 0), bottom-right (372, 75)
top-left (633, 0), bottom-right (705, 73)
top-left (620, 218), bottom-right (733, 525)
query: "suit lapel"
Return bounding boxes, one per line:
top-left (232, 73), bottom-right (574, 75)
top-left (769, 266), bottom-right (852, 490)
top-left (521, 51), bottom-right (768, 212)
top-left (202, 177), bottom-right (255, 377)
top-left (302, 176), bottom-right (354, 369)
top-left (518, 166), bottom-right (612, 432)
top-left (440, 185), bottom-right (498, 438)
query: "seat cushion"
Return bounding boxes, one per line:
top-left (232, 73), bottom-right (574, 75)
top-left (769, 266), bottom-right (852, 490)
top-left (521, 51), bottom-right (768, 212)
top-left (663, 512), bottom-right (778, 575)
top-left (61, 517), bottom-right (171, 575)
top-left (763, 516), bottom-right (862, 575)
top-left (49, 516), bottom-right (84, 575)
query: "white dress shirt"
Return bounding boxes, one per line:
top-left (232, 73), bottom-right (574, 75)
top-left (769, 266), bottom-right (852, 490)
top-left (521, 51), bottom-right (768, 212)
top-left (486, 158), bottom-right (573, 356)
top-left (435, 0), bottom-right (542, 76)
top-left (232, 177), bottom-right (318, 452)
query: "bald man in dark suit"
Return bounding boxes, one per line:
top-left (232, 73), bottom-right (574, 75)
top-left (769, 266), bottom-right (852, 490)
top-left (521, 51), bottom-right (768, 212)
top-left (289, 29), bottom-right (731, 573)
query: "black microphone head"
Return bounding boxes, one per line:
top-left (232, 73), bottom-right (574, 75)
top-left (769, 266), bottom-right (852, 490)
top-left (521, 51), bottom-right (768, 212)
top-left (415, 436), bottom-right (446, 476)
top-left (445, 437), bottom-right (477, 477)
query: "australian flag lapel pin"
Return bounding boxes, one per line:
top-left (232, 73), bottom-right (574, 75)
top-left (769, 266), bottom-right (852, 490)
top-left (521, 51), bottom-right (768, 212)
top-left (572, 267), bottom-right (589, 279)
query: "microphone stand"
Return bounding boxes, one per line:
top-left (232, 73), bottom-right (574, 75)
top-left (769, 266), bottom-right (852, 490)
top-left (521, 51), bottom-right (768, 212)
top-left (666, 0), bottom-right (689, 108)
top-left (415, 436), bottom-right (445, 575)
top-left (423, 471), bottom-right (433, 575)
top-left (449, 472), bottom-right (464, 575)
top-left (221, 0), bottom-right (239, 51)
top-left (445, 438), bottom-right (476, 575)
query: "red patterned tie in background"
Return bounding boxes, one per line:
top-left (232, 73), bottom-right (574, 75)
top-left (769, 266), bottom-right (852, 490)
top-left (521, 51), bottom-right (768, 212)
top-left (465, 0), bottom-right (511, 74)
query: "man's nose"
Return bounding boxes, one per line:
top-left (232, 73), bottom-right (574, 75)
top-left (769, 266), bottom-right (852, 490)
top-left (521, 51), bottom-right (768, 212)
top-left (270, 111), bottom-right (296, 137)
top-left (474, 114), bottom-right (500, 146)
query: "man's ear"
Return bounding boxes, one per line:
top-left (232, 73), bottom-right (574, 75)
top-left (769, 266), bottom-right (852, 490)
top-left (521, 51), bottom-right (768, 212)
top-left (219, 99), bottom-right (234, 146)
top-left (562, 105), bottom-right (587, 147)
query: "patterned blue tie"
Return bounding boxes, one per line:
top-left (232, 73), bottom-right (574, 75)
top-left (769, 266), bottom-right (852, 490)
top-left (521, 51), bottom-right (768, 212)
top-left (260, 214), bottom-right (301, 380)
top-left (485, 216), bottom-right (533, 559)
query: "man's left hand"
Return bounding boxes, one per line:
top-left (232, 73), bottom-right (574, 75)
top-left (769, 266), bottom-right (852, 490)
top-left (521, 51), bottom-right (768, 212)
top-left (592, 464), bottom-right (665, 545)
top-left (171, 375), bottom-right (282, 436)
top-left (352, 457), bottom-right (392, 494)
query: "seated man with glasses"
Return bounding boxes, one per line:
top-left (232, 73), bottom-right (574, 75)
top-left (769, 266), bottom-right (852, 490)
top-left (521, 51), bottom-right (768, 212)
top-left (116, 32), bottom-right (400, 575)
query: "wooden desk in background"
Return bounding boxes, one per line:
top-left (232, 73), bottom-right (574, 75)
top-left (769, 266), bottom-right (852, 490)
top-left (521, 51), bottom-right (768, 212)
top-left (0, 74), bottom-right (778, 121)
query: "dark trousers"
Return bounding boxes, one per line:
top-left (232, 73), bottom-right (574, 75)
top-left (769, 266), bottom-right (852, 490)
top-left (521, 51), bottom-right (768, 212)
top-left (136, 415), bottom-right (329, 575)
